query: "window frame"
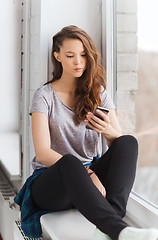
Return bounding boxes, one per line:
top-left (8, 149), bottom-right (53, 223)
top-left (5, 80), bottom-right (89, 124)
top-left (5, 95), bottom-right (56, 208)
top-left (102, 0), bottom-right (158, 227)
top-left (102, 0), bottom-right (117, 103)
top-left (21, 0), bottom-right (31, 182)
top-left (127, 191), bottom-right (158, 228)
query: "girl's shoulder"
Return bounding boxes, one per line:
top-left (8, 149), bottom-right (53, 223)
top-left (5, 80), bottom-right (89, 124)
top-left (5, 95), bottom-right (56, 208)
top-left (100, 85), bottom-right (109, 101)
top-left (100, 85), bottom-right (115, 109)
top-left (30, 83), bottom-right (53, 116)
top-left (33, 83), bottom-right (54, 101)
top-left (35, 83), bottom-right (52, 94)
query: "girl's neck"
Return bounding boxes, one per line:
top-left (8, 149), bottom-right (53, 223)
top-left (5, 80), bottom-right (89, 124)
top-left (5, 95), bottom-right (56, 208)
top-left (53, 75), bottom-right (77, 94)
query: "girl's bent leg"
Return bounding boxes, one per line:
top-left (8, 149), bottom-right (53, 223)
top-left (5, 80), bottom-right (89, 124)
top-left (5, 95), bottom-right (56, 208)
top-left (32, 154), bottom-right (127, 240)
top-left (91, 135), bottom-right (138, 218)
top-left (31, 158), bottom-right (74, 211)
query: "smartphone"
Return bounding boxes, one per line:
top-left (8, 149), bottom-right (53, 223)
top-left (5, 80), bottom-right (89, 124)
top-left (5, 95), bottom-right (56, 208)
top-left (86, 106), bottom-right (109, 129)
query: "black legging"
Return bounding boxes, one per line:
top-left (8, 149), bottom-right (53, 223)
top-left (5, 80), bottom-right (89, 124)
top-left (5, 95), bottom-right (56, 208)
top-left (31, 135), bottom-right (138, 240)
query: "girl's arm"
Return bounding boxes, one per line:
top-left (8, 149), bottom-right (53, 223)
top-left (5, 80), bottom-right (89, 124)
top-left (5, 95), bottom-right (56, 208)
top-left (32, 112), bottom-right (62, 166)
top-left (85, 109), bottom-right (122, 147)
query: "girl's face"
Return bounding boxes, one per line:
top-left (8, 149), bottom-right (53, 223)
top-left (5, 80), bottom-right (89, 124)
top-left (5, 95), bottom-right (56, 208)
top-left (54, 38), bottom-right (87, 79)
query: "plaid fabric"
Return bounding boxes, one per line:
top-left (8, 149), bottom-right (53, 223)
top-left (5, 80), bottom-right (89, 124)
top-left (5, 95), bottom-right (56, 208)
top-left (14, 168), bottom-right (51, 238)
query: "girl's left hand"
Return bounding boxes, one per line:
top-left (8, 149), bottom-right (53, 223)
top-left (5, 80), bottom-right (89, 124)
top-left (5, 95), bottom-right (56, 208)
top-left (84, 109), bottom-right (111, 134)
top-left (84, 109), bottom-right (122, 147)
top-left (90, 171), bottom-right (106, 198)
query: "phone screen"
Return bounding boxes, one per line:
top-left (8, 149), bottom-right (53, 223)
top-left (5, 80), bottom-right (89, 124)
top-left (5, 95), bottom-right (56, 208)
top-left (93, 107), bottom-right (109, 120)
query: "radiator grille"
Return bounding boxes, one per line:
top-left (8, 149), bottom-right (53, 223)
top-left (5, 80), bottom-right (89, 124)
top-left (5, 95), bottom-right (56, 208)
top-left (0, 169), bottom-right (16, 200)
top-left (15, 220), bottom-right (42, 240)
top-left (0, 169), bottom-right (47, 239)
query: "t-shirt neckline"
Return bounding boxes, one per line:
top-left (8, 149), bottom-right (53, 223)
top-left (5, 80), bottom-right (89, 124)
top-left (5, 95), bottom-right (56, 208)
top-left (49, 83), bottom-right (74, 112)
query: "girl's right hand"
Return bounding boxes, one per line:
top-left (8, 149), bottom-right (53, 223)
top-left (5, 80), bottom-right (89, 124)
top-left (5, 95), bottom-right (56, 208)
top-left (90, 172), bottom-right (106, 198)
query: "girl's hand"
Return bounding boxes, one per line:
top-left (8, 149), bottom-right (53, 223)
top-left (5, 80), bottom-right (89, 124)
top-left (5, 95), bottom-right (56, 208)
top-left (89, 171), bottom-right (106, 198)
top-left (84, 109), bottom-right (122, 146)
top-left (85, 109), bottom-right (110, 134)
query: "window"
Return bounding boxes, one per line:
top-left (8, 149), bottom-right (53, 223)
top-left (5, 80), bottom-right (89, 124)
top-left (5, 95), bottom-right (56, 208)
top-left (116, 0), bottom-right (158, 227)
top-left (133, 0), bottom-right (158, 208)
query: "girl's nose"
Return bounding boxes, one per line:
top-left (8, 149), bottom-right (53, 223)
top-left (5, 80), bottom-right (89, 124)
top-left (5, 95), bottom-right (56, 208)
top-left (74, 56), bottom-right (81, 65)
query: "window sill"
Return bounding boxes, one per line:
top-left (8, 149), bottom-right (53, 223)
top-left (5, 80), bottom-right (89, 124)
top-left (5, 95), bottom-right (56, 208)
top-left (126, 191), bottom-right (158, 228)
top-left (0, 132), bottom-right (21, 181)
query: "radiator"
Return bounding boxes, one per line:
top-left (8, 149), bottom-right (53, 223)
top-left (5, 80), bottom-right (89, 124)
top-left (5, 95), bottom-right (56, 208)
top-left (14, 220), bottom-right (43, 240)
top-left (0, 168), bottom-right (19, 240)
top-left (14, 219), bottom-right (51, 240)
top-left (0, 169), bottom-right (51, 240)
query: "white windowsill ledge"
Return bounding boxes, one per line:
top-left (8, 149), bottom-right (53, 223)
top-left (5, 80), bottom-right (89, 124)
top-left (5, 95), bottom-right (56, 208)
top-left (126, 191), bottom-right (158, 228)
top-left (0, 132), bottom-right (21, 181)
top-left (40, 192), bottom-right (158, 240)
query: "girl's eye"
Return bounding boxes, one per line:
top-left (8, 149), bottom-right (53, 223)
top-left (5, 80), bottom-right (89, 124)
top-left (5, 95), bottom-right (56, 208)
top-left (66, 55), bottom-right (73, 58)
top-left (81, 54), bottom-right (86, 57)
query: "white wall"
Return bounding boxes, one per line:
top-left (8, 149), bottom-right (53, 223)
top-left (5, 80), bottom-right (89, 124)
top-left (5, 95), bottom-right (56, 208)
top-left (0, 0), bottom-right (21, 178)
top-left (0, 0), bottom-right (21, 132)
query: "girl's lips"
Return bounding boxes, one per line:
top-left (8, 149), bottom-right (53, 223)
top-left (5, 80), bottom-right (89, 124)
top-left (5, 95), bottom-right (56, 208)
top-left (74, 68), bottom-right (83, 71)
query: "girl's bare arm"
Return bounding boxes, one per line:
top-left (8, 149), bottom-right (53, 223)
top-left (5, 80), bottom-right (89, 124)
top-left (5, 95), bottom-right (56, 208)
top-left (32, 112), bottom-right (62, 166)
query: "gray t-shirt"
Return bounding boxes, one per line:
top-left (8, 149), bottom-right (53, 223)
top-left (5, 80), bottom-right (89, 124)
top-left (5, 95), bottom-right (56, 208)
top-left (29, 83), bottom-right (115, 170)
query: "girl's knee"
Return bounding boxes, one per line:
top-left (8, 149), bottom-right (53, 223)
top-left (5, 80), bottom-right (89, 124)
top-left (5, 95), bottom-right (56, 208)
top-left (112, 135), bottom-right (138, 164)
top-left (113, 135), bottom-right (138, 150)
top-left (57, 154), bottom-right (86, 177)
top-left (59, 154), bottom-right (83, 167)
top-left (125, 135), bottom-right (138, 154)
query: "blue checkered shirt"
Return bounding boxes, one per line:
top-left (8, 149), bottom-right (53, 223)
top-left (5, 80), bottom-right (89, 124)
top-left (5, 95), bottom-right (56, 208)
top-left (14, 168), bottom-right (51, 238)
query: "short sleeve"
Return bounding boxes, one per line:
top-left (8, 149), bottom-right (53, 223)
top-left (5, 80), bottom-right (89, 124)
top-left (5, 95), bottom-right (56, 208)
top-left (100, 87), bottom-right (116, 109)
top-left (29, 87), bottom-right (50, 116)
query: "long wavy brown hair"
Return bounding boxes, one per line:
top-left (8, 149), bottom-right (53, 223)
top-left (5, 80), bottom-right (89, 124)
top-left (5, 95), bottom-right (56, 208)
top-left (45, 25), bottom-right (106, 125)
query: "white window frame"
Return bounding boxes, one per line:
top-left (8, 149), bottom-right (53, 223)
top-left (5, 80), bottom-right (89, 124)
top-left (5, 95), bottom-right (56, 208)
top-left (21, 0), bottom-right (31, 182)
top-left (102, 0), bottom-right (117, 103)
top-left (102, 0), bottom-right (158, 228)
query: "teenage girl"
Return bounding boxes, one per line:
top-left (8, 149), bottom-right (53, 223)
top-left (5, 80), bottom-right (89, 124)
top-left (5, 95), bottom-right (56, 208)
top-left (27, 26), bottom-right (158, 240)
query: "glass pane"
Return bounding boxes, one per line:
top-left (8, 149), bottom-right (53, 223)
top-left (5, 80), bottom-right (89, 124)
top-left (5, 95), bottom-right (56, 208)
top-left (133, 0), bottom-right (158, 206)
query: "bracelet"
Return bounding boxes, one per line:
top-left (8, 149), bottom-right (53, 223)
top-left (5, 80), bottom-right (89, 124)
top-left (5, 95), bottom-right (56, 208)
top-left (89, 171), bottom-right (94, 176)
top-left (85, 166), bottom-right (90, 171)
top-left (85, 166), bottom-right (94, 176)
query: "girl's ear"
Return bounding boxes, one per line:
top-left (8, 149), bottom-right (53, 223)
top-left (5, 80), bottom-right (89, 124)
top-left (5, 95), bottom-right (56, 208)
top-left (54, 52), bottom-right (61, 62)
